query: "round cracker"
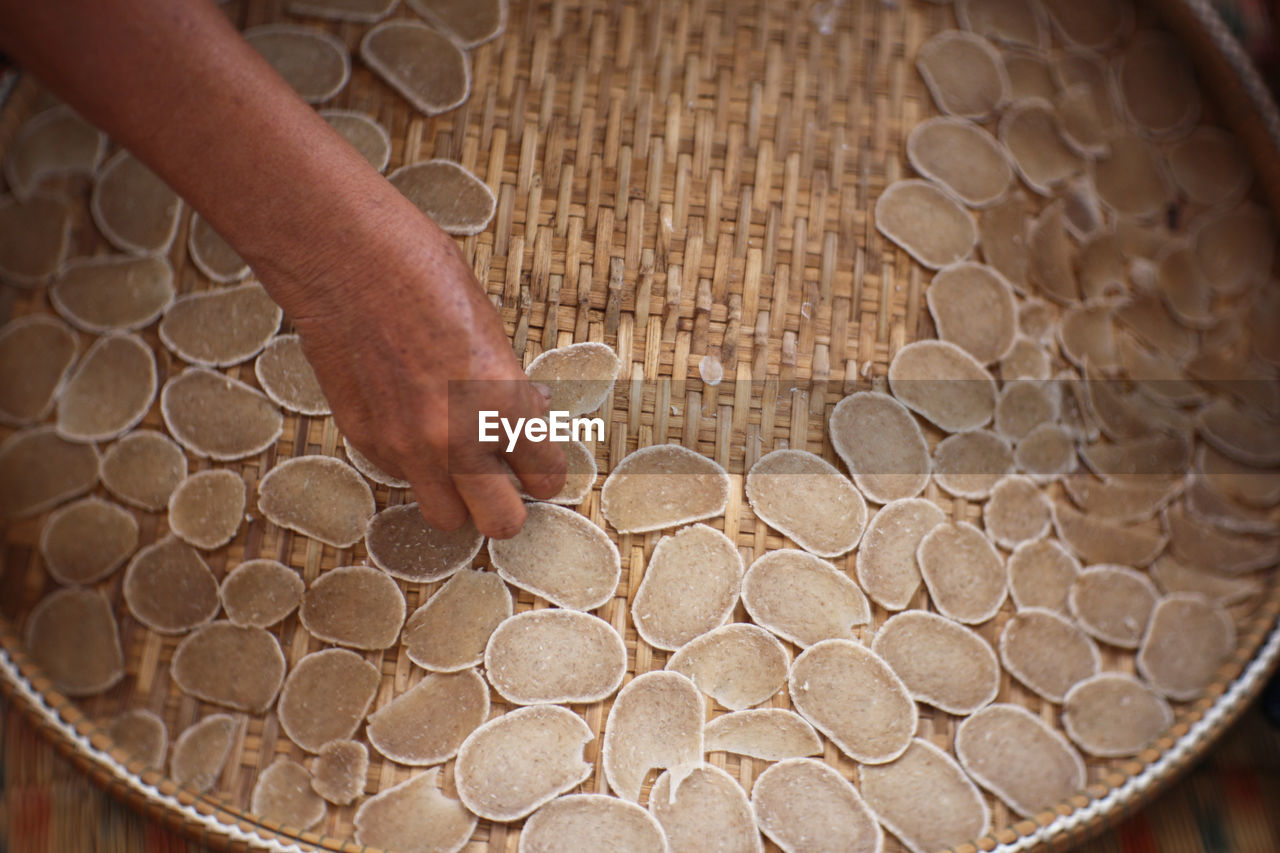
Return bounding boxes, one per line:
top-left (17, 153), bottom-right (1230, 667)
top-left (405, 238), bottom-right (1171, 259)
top-left (219, 558), bottom-right (304, 628)
top-left (56, 333), bottom-right (156, 443)
top-left (489, 502), bottom-right (621, 609)
top-left (167, 469), bottom-right (245, 551)
top-left (251, 758), bottom-right (326, 831)
top-left (161, 367), bottom-right (284, 461)
top-left (932, 428), bottom-right (1014, 499)
top-left (171, 622), bottom-right (286, 713)
top-left (742, 549), bottom-right (870, 647)
top-left (746, 449), bottom-right (867, 558)
top-left (666, 623), bottom-right (790, 711)
top-left (1007, 537), bottom-right (1081, 613)
top-left (309, 739), bottom-right (368, 806)
top-left (1062, 672), bottom-right (1173, 757)
top-left (828, 392), bottom-right (932, 504)
top-left (1068, 564), bottom-right (1160, 649)
top-left (916, 30), bottom-right (1009, 121)
top-left (525, 341), bottom-right (621, 417)
top-left (89, 151), bottom-right (181, 255)
top-left (299, 565), bottom-right (405, 650)
top-left (354, 768), bottom-right (476, 853)
top-left (122, 535), bottom-right (220, 634)
top-left (366, 502), bottom-right (483, 583)
top-left (601, 443), bottom-right (729, 534)
top-left (170, 714), bottom-right (239, 794)
top-left (702, 709), bottom-right (820, 761)
top-left (100, 429), bottom-right (188, 511)
top-left (389, 159), bottom-right (497, 236)
top-left (955, 703), bottom-right (1086, 818)
top-left (632, 522), bottom-right (743, 650)
top-left (40, 497), bottom-right (139, 585)
top-left (855, 497), bottom-right (946, 611)
top-left (403, 568), bottom-right (512, 672)
top-left (367, 669), bottom-right (489, 765)
top-left (407, 0), bottom-right (508, 48)
top-left (50, 255), bottom-right (175, 333)
top-left (871, 610), bottom-right (1000, 715)
top-left (1114, 32), bottom-right (1200, 140)
top-left (0, 315), bottom-right (78, 427)
top-left (159, 282), bottom-right (282, 368)
top-left (107, 709), bottom-right (168, 770)
top-left (4, 106), bottom-right (104, 200)
top-left (522, 795), bottom-right (666, 853)
top-left (999, 606), bottom-right (1101, 702)
top-left (279, 648), bottom-right (381, 753)
top-left (254, 334), bottom-right (330, 416)
top-left (244, 24), bottom-right (350, 103)
top-left (319, 109), bottom-right (392, 172)
top-left (361, 20), bottom-right (470, 115)
top-left (603, 671), bottom-right (704, 803)
top-left (906, 117), bottom-right (1013, 207)
top-left (649, 765), bottom-right (761, 853)
top-left (926, 261), bottom-right (1018, 364)
top-left (874, 179), bottom-right (978, 269)
top-left (983, 474), bottom-right (1052, 548)
top-left (1137, 593), bottom-right (1236, 701)
top-left (917, 521), bottom-right (1007, 624)
top-left (861, 738), bottom-right (991, 853)
top-left (24, 587), bottom-right (124, 697)
top-left (258, 455), bottom-right (375, 549)
top-left (888, 340), bottom-right (996, 432)
top-left (752, 758), bottom-right (884, 853)
top-left (188, 213), bottom-right (249, 283)
top-left (999, 99), bottom-right (1083, 195)
top-left (484, 608), bottom-right (626, 704)
top-left (1166, 126), bottom-right (1252, 207)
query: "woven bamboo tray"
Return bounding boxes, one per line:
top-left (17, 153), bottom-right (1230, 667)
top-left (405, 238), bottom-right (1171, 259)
top-left (2, 0), bottom-right (1279, 851)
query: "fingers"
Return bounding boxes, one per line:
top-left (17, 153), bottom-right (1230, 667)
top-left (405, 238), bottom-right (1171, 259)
top-left (399, 458), bottom-right (471, 531)
top-left (507, 380), bottom-right (569, 500)
top-left (450, 452), bottom-right (529, 539)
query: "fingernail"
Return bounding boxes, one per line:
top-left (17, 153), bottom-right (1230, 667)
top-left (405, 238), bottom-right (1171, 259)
top-left (532, 382), bottom-right (553, 405)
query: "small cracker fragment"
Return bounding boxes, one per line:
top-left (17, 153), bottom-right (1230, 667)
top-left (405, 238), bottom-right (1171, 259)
top-left (0, 426), bottom-right (101, 518)
top-left (999, 100), bottom-right (1083, 195)
top-left (100, 430), bottom-right (188, 511)
top-left (0, 192), bottom-right (72, 286)
top-left (1197, 396), bottom-right (1280, 467)
top-left (167, 469), bottom-right (245, 550)
top-left (251, 758), bottom-right (326, 831)
top-left (751, 758), bottom-right (884, 853)
top-left (389, 160), bottom-right (497, 236)
top-left (1167, 127), bottom-right (1252, 207)
top-left (1062, 673), bottom-right (1173, 757)
top-left (829, 392), bottom-right (931, 503)
top-left (484, 609), bottom-right (626, 704)
top-left (354, 768), bottom-right (477, 853)
top-left (489, 502), bottom-right (620, 609)
top-left (1040, 0), bottom-right (1132, 49)
top-left (1150, 554), bottom-right (1261, 605)
top-left (300, 565), bottom-right (405, 649)
top-left (90, 151), bottom-right (181, 255)
top-left (932, 428), bottom-right (1013, 500)
top-left (978, 191), bottom-right (1030, 291)
top-left (956, 0), bottom-right (1047, 48)
top-left (926, 262), bottom-right (1017, 364)
top-left (666, 623), bottom-right (789, 711)
top-left (1164, 502), bottom-right (1278, 576)
top-left (309, 739), bottom-right (367, 806)
top-left (161, 368), bottom-right (284, 461)
top-left (319, 109), bottom-right (392, 172)
top-left (651, 767), bottom-right (762, 853)
top-left (56, 333), bottom-right (156, 443)
top-left (366, 502), bottom-right (483, 583)
top-left (361, 21), bottom-right (470, 115)
top-left (789, 639), bottom-right (916, 764)
top-left (107, 709), bottom-right (167, 770)
top-left (956, 703), bottom-right (1086, 817)
top-left (24, 588), bottom-right (124, 697)
top-left (855, 498), bottom-right (946, 611)
top-left (171, 622), bottom-right (286, 713)
top-left (524, 341), bottom-right (621, 417)
top-left (1068, 565), bottom-right (1158, 649)
top-left (159, 282), bottom-right (283, 368)
top-left (522, 794), bottom-right (666, 853)
top-left (603, 671), bottom-right (704, 802)
top-left (1061, 472), bottom-right (1179, 522)
top-left (1014, 423), bottom-right (1077, 481)
top-left (244, 24), bottom-right (350, 103)
top-left (871, 610), bottom-right (999, 715)
top-left (1137, 593), bottom-right (1236, 701)
top-left (51, 255), bottom-right (175, 334)
top-left (368, 669), bottom-right (489, 765)
top-left (1027, 200), bottom-right (1079, 304)
top-left (343, 434), bottom-right (409, 487)
top-left (0, 315), bottom-right (78, 426)
top-left (4, 106), bottom-right (104, 199)
top-left (917, 521), bottom-right (1007, 624)
top-left (746, 450), bottom-right (866, 558)
top-left (259, 456), bottom-right (375, 549)
top-left (122, 536), bottom-right (219, 634)
top-left (219, 559), bottom-right (304, 627)
top-left (408, 0), bottom-right (507, 48)
top-left (1093, 133), bottom-right (1172, 221)
top-left (1115, 32), bottom-right (1201, 140)
top-left (187, 213), bottom-right (248, 283)
top-left (983, 474), bottom-right (1052, 548)
top-left (874, 179), bottom-right (977, 269)
top-left (999, 607), bottom-right (1100, 702)
top-left (742, 549), bottom-right (870, 647)
top-left (601, 444), bottom-right (730, 534)
top-left (916, 30), bottom-right (1009, 121)
top-left (456, 704), bottom-right (593, 820)
top-left (994, 380), bottom-right (1058, 441)
top-left (404, 568), bottom-right (511, 672)
top-left (40, 497), bottom-right (139, 585)
top-left (888, 340), bottom-right (996, 433)
top-left (906, 117), bottom-right (1013, 207)
top-left (1007, 538), bottom-right (1081, 613)
top-left (861, 739), bottom-right (991, 853)
top-left (703, 709), bottom-right (821, 761)
top-left (279, 648), bottom-right (381, 752)
top-left (632, 523), bottom-right (743, 649)
top-left (170, 714), bottom-right (240, 793)
top-left (1051, 500), bottom-right (1167, 567)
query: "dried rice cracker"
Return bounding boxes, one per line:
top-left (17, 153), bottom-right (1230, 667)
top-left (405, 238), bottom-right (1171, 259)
top-left (752, 758), bottom-right (884, 853)
top-left (1054, 86), bottom-right (1109, 157)
top-left (343, 434), bottom-right (410, 487)
top-left (524, 341), bottom-right (621, 417)
top-left (355, 768), bottom-right (477, 853)
top-left (746, 450), bottom-right (866, 558)
top-left (244, 25), bottom-right (350, 104)
top-left (389, 160), bottom-right (497, 236)
top-left (874, 179), bottom-right (977, 269)
top-left (0, 316), bottom-right (77, 427)
top-left (404, 569), bottom-right (511, 671)
top-left (1000, 338), bottom-right (1052, 382)
top-left (906, 118), bottom-right (1013, 207)
top-left (170, 714), bottom-right (239, 793)
top-left (742, 549), bottom-right (870, 646)
top-left (632, 524), bottom-right (742, 649)
top-left (1061, 472), bottom-right (1180, 522)
top-left (999, 607), bottom-right (1100, 702)
top-left (409, 0), bottom-right (507, 48)
top-left (159, 282), bottom-right (282, 368)
top-left (56, 333), bottom-right (156, 443)
top-left (666, 623), bottom-right (789, 711)
top-left (1076, 231), bottom-right (1127, 300)
top-left (888, 340), bottom-right (996, 432)
top-left (829, 392), bottom-right (931, 504)
top-left (309, 739), bottom-right (367, 806)
top-left (1067, 564), bottom-right (1159, 649)
top-left (704, 709), bottom-right (821, 760)
top-left (1015, 423), bottom-right (1077, 481)
top-left (916, 30), bottom-right (1009, 121)
top-left (100, 430), bottom-right (187, 511)
top-left (187, 213), bottom-right (248, 283)
top-left (516, 437), bottom-right (596, 505)
top-left (1115, 33), bottom-right (1200, 140)
top-left (1167, 127), bottom-right (1252, 207)
top-left (1184, 475), bottom-right (1280, 536)
top-left (1055, 48), bottom-right (1121, 127)
top-left (649, 765), bottom-right (761, 853)
top-left (300, 565), bottom-right (405, 649)
top-left (172, 622), bottom-right (286, 713)
top-left (978, 191), bottom-right (1030, 291)
top-left (1017, 299), bottom-right (1056, 343)
top-left (1149, 554), bottom-right (1260, 606)
top-left (1004, 53), bottom-right (1057, 101)
top-left (166, 469), bottom-right (244, 550)
top-left (278, 648), bottom-right (380, 752)
top-left (1007, 538), bottom-right (1081, 613)
top-left (1062, 673), bottom-right (1173, 757)
top-left (1195, 204), bottom-right (1276, 296)
top-left (932, 429), bottom-right (1014, 499)
top-left (91, 151), bottom-right (181, 254)
top-left (489, 502), bottom-right (620, 609)
top-left (789, 639), bottom-right (915, 764)
top-left (51, 255), bottom-right (175, 333)
top-left (1197, 444), bottom-right (1280, 508)
top-left (319, 109), bottom-right (392, 172)
top-left (983, 474), bottom-right (1052, 548)
top-left (1093, 133), bottom-right (1172, 221)
top-left (1040, 0), bottom-right (1132, 49)
top-left (1113, 290), bottom-right (1196, 362)
top-left (994, 380), bottom-right (1058, 441)
top-left (1081, 364), bottom-right (1157, 442)
top-left (0, 427), bottom-right (100, 520)
top-left (956, 0), bottom-right (1047, 48)
top-left (161, 368), bottom-right (283, 460)
top-left (107, 709), bottom-right (167, 770)
top-left (1153, 244), bottom-right (1215, 329)
top-left (122, 536), bottom-right (218, 633)
top-left (1164, 502), bottom-right (1278, 575)
top-left (855, 498), bottom-right (945, 611)
top-left (219, 559), bottom-right (303, 627)
top-left (24, 588), bottom-right (124, 697)
top-left (456, 704), bottom-right (593, 820)
top-left (956, 703), bottom-right (1086, 817)
top-left (287, 0), bottom-right (397, 22)
top-left (40, 497), bottom-right (138, 585)
top-left (361, 21), bottom-right (470, 115)
top-left (1198, 398), bottom-right (1280, 468)
top-left (999, 100), bottom-right (1083, 196)
top-left (926, 262), bottom-right (1017, 364)
top-left (1137, 593), bottom-right (1236, 701)
top-left (366, 502), bottom-right (483, 582)
top-left (4, 106), bottom-right (104, 199)
top-left (917, 521), bottom-right (1007, 623)
top-left (603, 671), bottom-right (704, 802)
top-left (254, 334), bottom-right (329, 415)
top-left (251, 758), bottom-right (326, 831)
top-left (522, 794), bottom-right (666, 853)
top-left (0, 192), bottom-right (71, 286)
top-left (1051, 500), bottom-right (1166, 567)
top-left (861, 738), bottom-right (991, 853)
top-left (485, 608), bottom-right (626, 704)
top-left (1026, 200), bottom-right (1080, 304)
top-left (368, 668), bottom-right (489, 766)
top-left (601, 443), bottom-right (729, 533)
top-left (1059, 301), bottom-right (1119, 371)
top-left (259, 456), bottom-right (375, 548)
top-left (1080, 432), bottom-right (1191, 479)
top-left (871, 610), bottom-right (999, 715)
